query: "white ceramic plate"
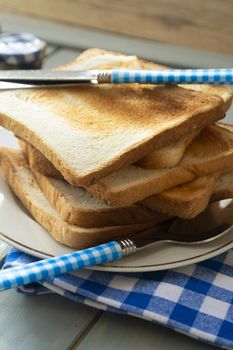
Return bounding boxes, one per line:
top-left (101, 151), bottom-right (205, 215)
top-left (0, 131), bottom-right (233, 272)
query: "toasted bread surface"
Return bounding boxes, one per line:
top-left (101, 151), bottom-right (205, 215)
top-left (19, 139), bottom-right (63, 179)
top-left (33, 169), bottom-right (168, 227)
top-left (138, 128), bottom-right (200, 169)
top-left (88, 123), bottom-right (233, 205)
top-left (20, 126), bottom-right (199, 177)
top-left (182, 84), bottom-right (233, 110)
top-left (211, 171), bottom-right (233, 202)
top-left (88, 165), bottom-right (195, 206)
top-left (141, 174), bottom-right (218, 219)
top-left (181, 124), bottom-right (233, 175)
top-left (30, 139), bottom-right (233, 219)
top-left (0, 148), bottom-right (156, 249)
top-left (0, 49), bottom-right (230, 187)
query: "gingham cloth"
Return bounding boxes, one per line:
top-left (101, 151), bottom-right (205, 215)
top-left (3, 248), bottom-right (233, 349)
top-left (111, 68), bottom-right (233, 85)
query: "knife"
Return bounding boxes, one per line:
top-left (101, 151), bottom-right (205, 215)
top-left (0, 68), bottom-right (232, 89)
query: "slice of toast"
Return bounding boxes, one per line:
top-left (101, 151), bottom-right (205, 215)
top-left (182, 84), bottom-right (233, 111)
top-left (88, 123), bottom-right (233, 205)
top-left (181, 123), bottom-right (233, 175)
top-left (211, 171), bottom-right (233, 202)
top-left (19, 140), bottom-right (169, 227)
top-left (19, 139), bottom-right (194, 209)
top-left (139, 123), bottom-right (233, 172)
top-left (141, 165), bottom-right (233, 219)
top-left (0, 148), bottom-right (157, 249)
top-left (19, 139), bottom-right (63, 179)
top-left (138, 128), bottom-right (200, 169)
top-left (32, 154), bottom-right (232, 221)
top-left (141, 167), bottom-right (233, 219)
top-left (21, 122), bottom-right (233, 207)
top-left (32, 169), bottom-right (169, 227)
top-left (88, 165), bottom-right (195, 206)
top-left (0, 49), bottom-right (231, 187)
top-left (21, 138), bottom-right (220, 221)
top-left (140, 174), bottom-right (219, 219)
top-left (26, 141), bottom-right (233, 220)
top-left (19, 126), bottom-right (200, 177)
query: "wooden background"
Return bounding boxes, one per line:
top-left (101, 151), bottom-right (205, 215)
top-left (1, 0), bottom-right (233, 55)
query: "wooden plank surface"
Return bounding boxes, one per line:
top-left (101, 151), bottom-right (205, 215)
top-left (1, 13), bottom-right (233, 69)
top-left (75, 312), bottom-right (215, 350)
top-left (0, 290), bottom-right (101, 350)
top-left (1, 0), bottom-right (233, 55)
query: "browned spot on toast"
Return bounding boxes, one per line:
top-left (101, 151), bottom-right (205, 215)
top-left (17, 85), bottom-right (221, 133)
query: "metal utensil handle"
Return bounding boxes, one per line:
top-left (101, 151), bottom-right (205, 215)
top-left (0, 240), bottom-right (136, 291)
top-left (109, 68), bottom-right (233, 85)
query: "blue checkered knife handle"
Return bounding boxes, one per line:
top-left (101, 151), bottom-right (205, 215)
top-left (107, 68), bottom-right (233, 84)
top-left (0, 240), bottom-right (136, 291)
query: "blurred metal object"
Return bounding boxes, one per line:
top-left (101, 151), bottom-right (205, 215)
top-left (169, 199), bottom-right (233, 239)
top-left (0, 32), bottom-right (46, 70)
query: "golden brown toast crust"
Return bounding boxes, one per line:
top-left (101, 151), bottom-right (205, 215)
top-left (141, 174), bottom-right (218, 219)
top-left (0, 49), bottom-right (230, 187)
top-left (88, 123), bottom-right (233, 205)
top-left (181, 124), bottom-right (233, 175)
top-left (19, 139), bottom-right (63, 179)
top-left (33, 170), bottom-right (169, 227)
top-left (211, 171), bottom-right (233, 202)
top-left (19, 121), bottom-right (233, 208)
top-left (142, 169), bottom-right (233, 219)
top-left (0, 148), bottom-right (157, 249)
top-left (138, 128), bottom-right (200, 169)
top-left (88, 165), bottom-right (195, 206)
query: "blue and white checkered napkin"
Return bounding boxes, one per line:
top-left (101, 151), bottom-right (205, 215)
top-left (3, 248), bottom-right (233, 349)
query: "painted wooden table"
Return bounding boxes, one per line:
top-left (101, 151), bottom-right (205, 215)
top-left (0, 12), bottom-right (232, 350)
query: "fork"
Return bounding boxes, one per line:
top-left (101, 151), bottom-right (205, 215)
top-left (0, 212), bottom-right (232, 292)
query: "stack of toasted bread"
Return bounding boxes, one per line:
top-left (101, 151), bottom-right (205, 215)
top-left (0, 48), bottom-right (232, 249)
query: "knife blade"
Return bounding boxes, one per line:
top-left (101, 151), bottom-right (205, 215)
top-left (0, 81), bottom-right (92, 90)
top-left (0, 70), bottom-right (98, 85)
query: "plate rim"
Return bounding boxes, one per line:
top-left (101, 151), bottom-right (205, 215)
top-left (1, 228), bottom-right (233, 272)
